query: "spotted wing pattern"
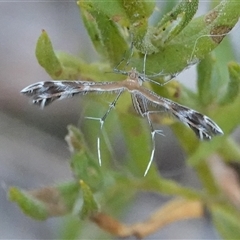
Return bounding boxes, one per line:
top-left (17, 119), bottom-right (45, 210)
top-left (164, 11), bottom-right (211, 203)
top-left (132, 88), bottom-right (223, 140)
top-left (21, 80), bottom-right (122, 108)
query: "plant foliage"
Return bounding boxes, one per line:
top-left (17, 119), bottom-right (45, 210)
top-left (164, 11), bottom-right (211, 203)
top-left (9, 1), bottom-right (240, 239)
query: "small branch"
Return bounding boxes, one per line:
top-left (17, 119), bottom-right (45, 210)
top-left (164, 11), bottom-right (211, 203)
top-left (91, 198), bottom-right (203, 239)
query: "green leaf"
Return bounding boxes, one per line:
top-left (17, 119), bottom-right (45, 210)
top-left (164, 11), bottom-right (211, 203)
top-left (79, 0), bottom-right (156, 53)
top-left (122, 0), bottom-right (155, 22)
top-left (71, 151), bottom-right (104, 192)
top-left (146, 177), bottom-right (202, 199)
top-left (78, 0), bottom-right (128, 66)
top-left (66, 125), bottom-right (104, 191)
top-left (211, 204), bottom-right (240, 239)
top-left (78, 0), bottom-right (129, 26)
top-left (194, 159), bottom-right (219, 195)
top-left (36, 31), bottom-right (116, 81)
top-left (197, 54), bottom-right (216, 106)
top-left (221, 61), bottom-right (240, 105)
top-left (219, 138), bottom-right (240, 163)
top-left (121, 0), bottom-right (156, 53)
top-left (8, 182), bottom-right (79, 220)
top-left (55, 181), bottom-right (80, 212)
top-left (80, 180), bottom-right (98, 220)
top-left (155, 0), bottom-right (199, 44)
top-left (55, 51), bottom-right (122, 82)
top-left (35, 30), bottom-right (63, 78)
top-left (131, 0), bottom-right (240, 81)
top-left (58, 216), bottom-right (81, 240)
top-left (8, 187), bottom-right (48, 220)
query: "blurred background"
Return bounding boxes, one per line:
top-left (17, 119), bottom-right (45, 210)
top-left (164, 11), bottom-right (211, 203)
top-left (0, 1), bottom-right (239, 239)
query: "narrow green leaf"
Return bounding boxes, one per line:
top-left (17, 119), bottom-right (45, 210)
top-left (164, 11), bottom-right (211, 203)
top-left (155, 0), bottom-right (199, 44)
top-left (55, 51), bottom-right (121, 82)
top-left (8, 187), bottom-right (48, 220)
top-left (221, 61), bottom-right (240, 105)
top-left (79, 0), bottom-right (129, 26)
top-left (211, 204), bottom-right (240, 239)
top-left (122, 0), bottom-right (155, 21)
top-left (9, 182), bottom-right (79, 220)
top-left (194, 159), bottom-right (219, 195)
top-left (66, 125), bottom-right (104, 191)
top-left (71, 152), bottom-right (104, 192)
top-left (80, 180), bottom-right (98, 220)
top-left (35, 30), bottom-right (63, 78)
top-left (130, 176), bottom-right (202, 200)
top-left (55, 181), bottom-right (80, 212)
top-left (36, 31), bottom-right (115, 81)
top-left (78, 0), bottom-right (128, 66)
top-left (59, 216), bottom-right (81, 240)
top-left (219, 138), bottom-right (240, 163)
top-left (197, 54), bottom-right (216, 106)
top-left (151, 1), bottom-right (178, 25)
top-left (210, 31), bottom-right (236, 95)
top-left (121, 0), bottom-right (157, 53)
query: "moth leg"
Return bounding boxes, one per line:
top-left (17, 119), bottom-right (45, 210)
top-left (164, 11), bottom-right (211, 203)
top-left (143, 110), bottom-right (165, 176)
top-left (142, 51), bottom-right (147, 81)
top-left (86, 90), bottom-right (124, 166)
top-left (113, 41), bottom-right (135, 75)
top-left (140, 51), bottom-right (178, 86)
top-left (126, 40), bottom-right (134, 66)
